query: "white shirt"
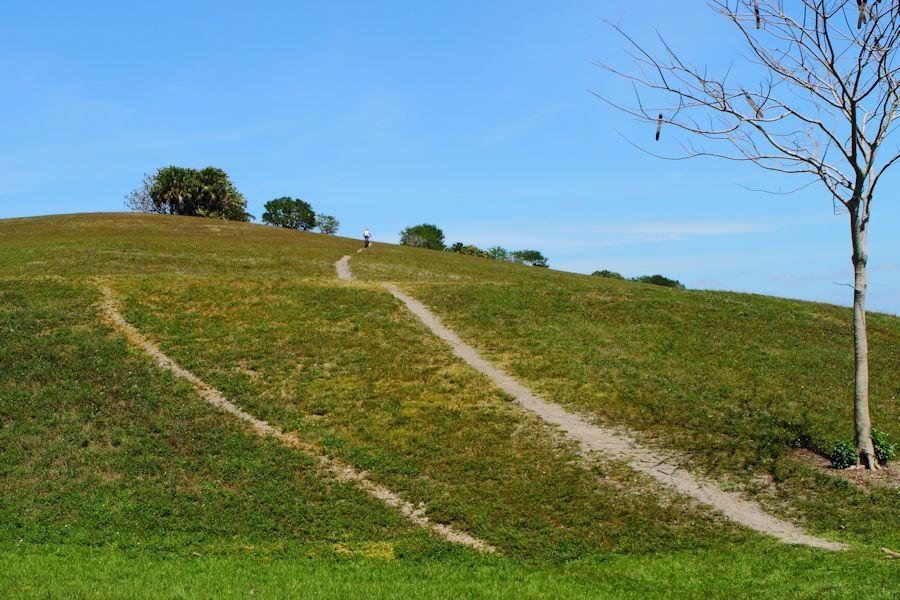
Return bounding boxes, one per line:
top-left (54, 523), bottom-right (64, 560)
top-left (364, 230), bottom-right (371, 237)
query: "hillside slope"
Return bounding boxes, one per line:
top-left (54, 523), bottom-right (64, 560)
top-left (354, 238), bottom-right (900, 546)
top-left (1, 213), bottom-right (897, 598)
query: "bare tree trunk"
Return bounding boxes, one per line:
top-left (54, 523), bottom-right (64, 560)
top-left (850, 208), bottom-right (877, 469)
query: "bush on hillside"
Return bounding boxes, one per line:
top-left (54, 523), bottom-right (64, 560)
top-left (829, 439), bottom-right (857, 469)
top-left (487, 246), bottom-right (510, 261)
top-left (872, 428), bottom-right (896, 465)
top-left (126, 166), bottom-right (251, 222)
top-left (631, 274), bottom-right (685, 289)
top-left (510, 249), bottom-right (549, 268)
top-left (124, 173), bottom-right (158, 214)
top-left (592, 269), bottom-right (624, 279)
top-left (400, 224), bottom-right (445, 250)
top-left (397, 228), bottom-right (549, 266)
top-left (316, 214), bottom-right (340, 235)
top-left (449, 242), bottom-right (491, 258)
top-left (262, 197), bottom-right (317, 230)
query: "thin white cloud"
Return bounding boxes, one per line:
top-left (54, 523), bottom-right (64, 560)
top-left (483, 103), bottom-right (571, 145)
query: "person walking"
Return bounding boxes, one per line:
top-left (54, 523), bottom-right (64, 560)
top-left (363, 228), bottom-right (371, 248)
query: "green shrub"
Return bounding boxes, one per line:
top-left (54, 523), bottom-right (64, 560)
top-left (829, 439), bottom-right (857, 469)
top-left (592, 269), bottom-right (624, 279)
top-left (487, 246), bottom-right (510, 261)
top-left (449, 242), bottom-right (490, 258)
top-left (631, 274), bottom-right (685, 289)
top-left (871, 428), bottom-right (896, 465)
top-left (400, 224), bottom-right (445, 250)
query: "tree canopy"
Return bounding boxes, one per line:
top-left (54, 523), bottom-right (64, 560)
top-left (126, 166), bottom-right (251, 222)
top-left (486, 246), bottom-right (510, 261)
top-left (261, 197), bottom-right (317, 230)
top-left (446, 241), bottom-right (550, 267)
top-left (400, 224), bottom-right (446, 250)
top-left (510, 249), bottom-right (549, 268)
top-left (316, 214), bottom-right (339, 235)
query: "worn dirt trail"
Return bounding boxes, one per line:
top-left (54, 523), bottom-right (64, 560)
top-left (99, 286), bottom-right (493, 553)
top-left (336, 254), bottom-right (847, 551)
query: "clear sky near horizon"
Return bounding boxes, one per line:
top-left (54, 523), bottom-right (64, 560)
top-left (2, 1), bottom-right (898, 313)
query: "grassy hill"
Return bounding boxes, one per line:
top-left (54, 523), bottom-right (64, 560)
top-left (1, 213), bottom-right (897, 598)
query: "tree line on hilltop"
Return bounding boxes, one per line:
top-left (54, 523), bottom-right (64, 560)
top-left (399, 223), bottom-right (549, 268)
top-left (397, 223), bottom-right (685, 287)
top-left (126, 167), bottom-right (683, 287)
top-left (591, 270), bottom-right (685, 289)
top-left (126, 166), bottom-right (339, 234)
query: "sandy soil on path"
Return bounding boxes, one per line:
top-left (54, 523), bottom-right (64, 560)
top-left (336, 254), bottom-right (848, 552)
top-left (99, 286), bottom-right (494, 553)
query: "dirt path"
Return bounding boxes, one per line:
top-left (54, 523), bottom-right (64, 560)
top-left (99, 286), bottom-right (493, 553)
top-left (335, 255), bottom-right (354, 280)
top-left (336, 255), bottom-right (847, 551)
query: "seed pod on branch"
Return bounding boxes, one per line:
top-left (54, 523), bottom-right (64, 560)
top-left (754, 0), bottom-right (761, 29)
top-left (655, 113), bottom-right (663, 140)
top-left (742, 90), bottom-right (763, 119)
top-left (858, 1), bottom-right (868, 29)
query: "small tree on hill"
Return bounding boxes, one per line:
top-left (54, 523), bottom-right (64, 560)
top-left (487, 246), bottom-right (510, 261)
top-left (400, 224), bottom-right (445, 250)
top-left (262, 197), bottom-right (316, 230)
top-left (126, 166), bottom-right (251, 222)
top-left (317, 214), bottom-right (339, 235)
top-left (510, 249), bottom-right (549, 268)
top-left (125, 173), bottom-right (162, 214)
top-left (593, 269), bottom-right (624, 279)
top-left (599, 1), bottom-right (900, 468)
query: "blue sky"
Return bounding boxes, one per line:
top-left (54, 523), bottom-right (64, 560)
top-left (2, 1), bottom-right (898, 313)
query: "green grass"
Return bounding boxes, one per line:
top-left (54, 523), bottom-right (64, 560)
top-left (353, 241), bottom-right (900, 548)
top-left (3, 544), bottom-right (899, 599)
top-left (1, 213), bottom-right (898, 597)
top-left (0, 279), bottom-right (433, 556)
top-left (113, 276), bottom-right (741, 561)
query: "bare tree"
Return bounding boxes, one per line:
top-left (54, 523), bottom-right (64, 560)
top-left (598, 1), bottom-right (899, 469)
top-left (124, 172), bottom-right (165, 214)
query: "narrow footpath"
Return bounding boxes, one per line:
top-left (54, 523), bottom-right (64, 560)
top-left (335, 253), bottom-right (847, 552)
top-left (100, 286), bottom-right (494, 553)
